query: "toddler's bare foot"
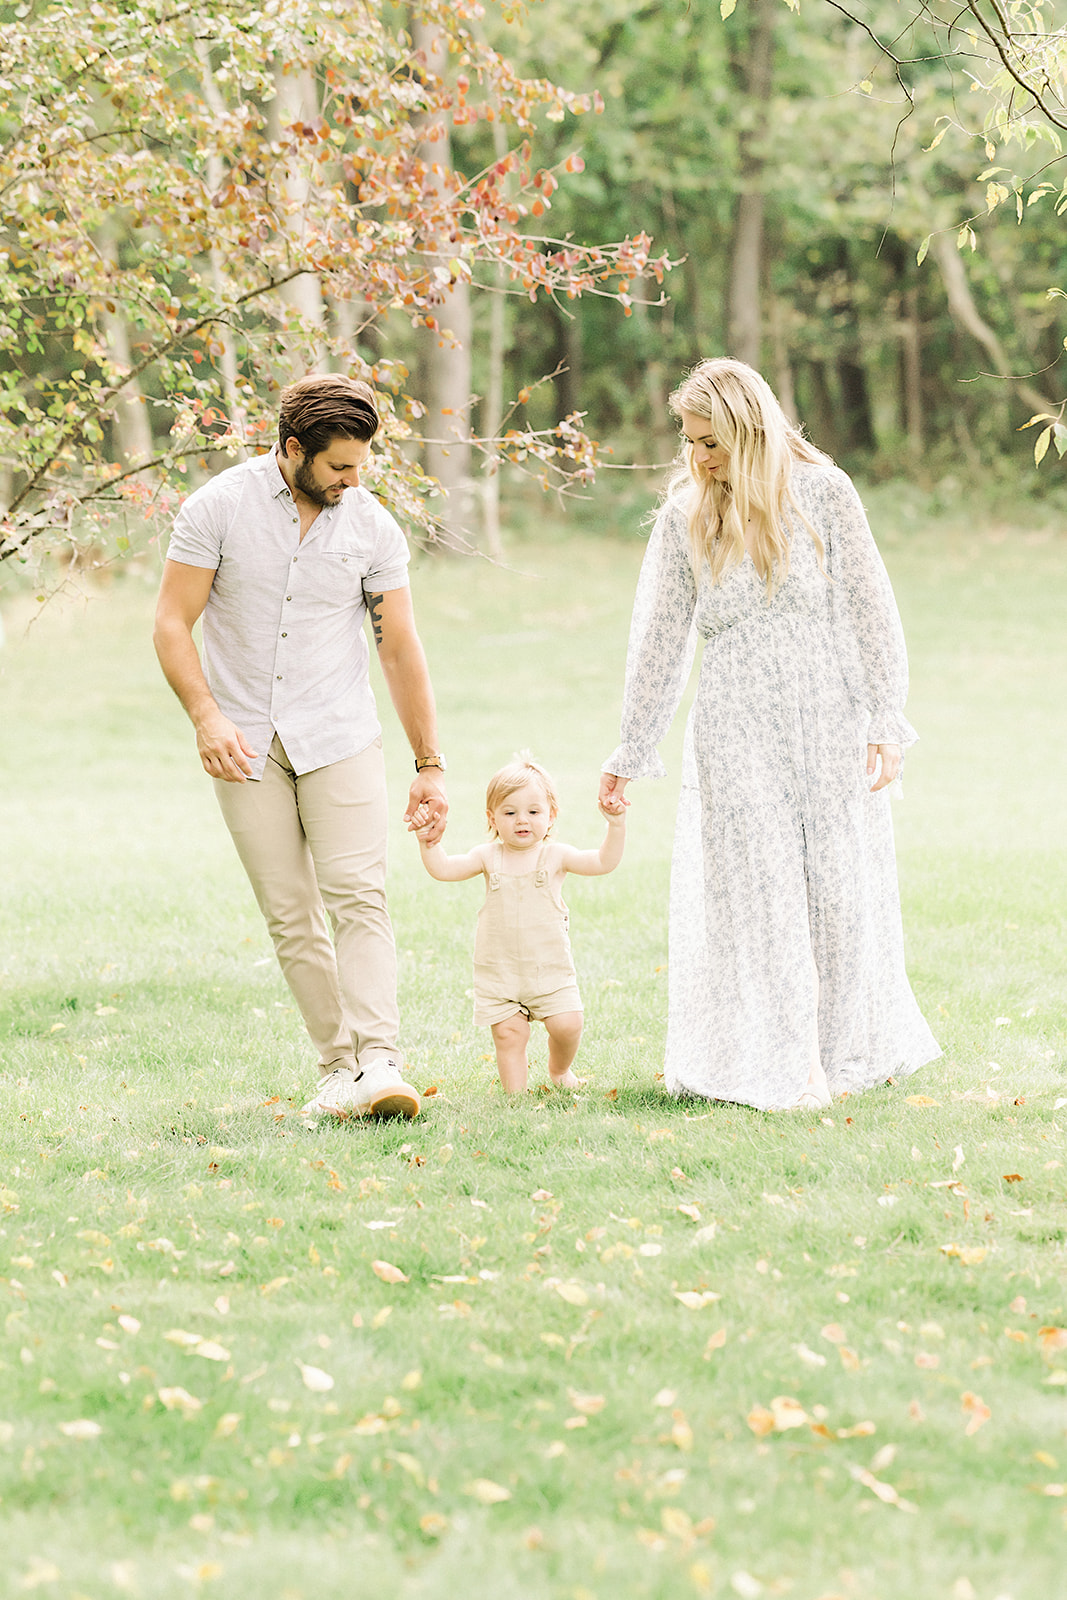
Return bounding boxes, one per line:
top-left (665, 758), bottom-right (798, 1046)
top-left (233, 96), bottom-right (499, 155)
top-left (549, 1069), bottom-right (581, 1089)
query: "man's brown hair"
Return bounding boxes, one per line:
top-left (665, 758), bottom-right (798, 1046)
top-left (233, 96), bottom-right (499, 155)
top-left (278, 374), bottom-right (380, 457)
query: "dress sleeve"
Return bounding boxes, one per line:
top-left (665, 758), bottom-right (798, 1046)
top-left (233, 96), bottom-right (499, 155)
top-left (821, 468), bottom-right (918, 749)
top-left (603, 503), bottom-right (698, 779)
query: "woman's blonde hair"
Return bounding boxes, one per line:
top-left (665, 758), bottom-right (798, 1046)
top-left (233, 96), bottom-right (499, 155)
top-left (666, 358), bottom-right (832, 598)
top-left (485, 755), bottom-right (558, 835)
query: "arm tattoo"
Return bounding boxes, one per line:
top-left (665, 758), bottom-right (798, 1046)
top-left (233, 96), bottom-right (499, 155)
top-left (366, 590), bottom-right (384, 648)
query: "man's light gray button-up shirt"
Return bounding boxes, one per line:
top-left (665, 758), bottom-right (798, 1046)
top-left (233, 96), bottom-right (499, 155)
top-left (166, 448), bottom-right (410, 779)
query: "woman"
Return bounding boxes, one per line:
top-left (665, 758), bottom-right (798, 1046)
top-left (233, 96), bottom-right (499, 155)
top-left (599, 359), bottom-right (940, 1111)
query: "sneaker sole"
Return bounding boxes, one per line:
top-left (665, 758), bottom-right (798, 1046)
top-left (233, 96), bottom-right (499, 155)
top-left (361, 1089), bottom-right (420, 1120)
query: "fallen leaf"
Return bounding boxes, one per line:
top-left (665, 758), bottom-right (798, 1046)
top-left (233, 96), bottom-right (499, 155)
top-left (118, 1315), bottom-right (140, 1335)
top-left (372, 1260), bottom-right (409, 1285)
top-left (914, 1351), bottom-right (940, 1369)
top-left (905, 1095), bottom-right (940, 1107)
top-left (1002, 1173), bottom-right (1023, 1183)
top-left (838, 1346), bottom-right (862, 1371)
top-left (703, 1327), bottom-right (727, 1358)
top-left (213, 1413), bottom-right (241, 1439)
top-left (746, 1404), bottom-right (775, 1437)
top-left (568, 1389), bottom-right (605, 1415)
top-left (661, 1505), bottom-right (693, 1539)
top-left (796, 1343), bottom-right (827, 1367)
top-left (464, 1477), bottom-right (511, 1504)
top-left (59, 1419), bottom-right (103, 1440)
top-left (1039, 1483), bottom-right (1067, 1496)
top-left (420, 1511), bottom-right (448, 1535)
top-left (553, 1281), bottom-right (589, 1306)
top-left (157, 1387), bottom-right (203, 1414)
top-left (821, 1323), bottom-right (848, 1345)
top-left (652, 1388), bottom-right (677, 1407)
top-left (849, 1463), bottom-right (917, 1511)
top-left (870, 1444), bottom-right (897, 1472)
top-left (194, 1341), bottom-right (231, 1362)
top-left (677, 1204), bottom-right (701, 1221)
top-left (674, 1290), bottom-right (720, 1310)
top-left (297, 1362), bottom-right (334, 1392)
top-left (952, 1146), bottom-right (965, 1172)
top-left (671, 1411), bottom-right (694, 1451)
top-left (730, 1573), bottom-right (764, 1598)
top-left (531, 1189), bottom-right (553, 1201)
top-left (1038, 1327), bottom-right (1067, 1354)
top-left (961, 1390), bottom-right (991, 1435)
top-left (692, 1223), bottom-right (718, 1245)
top-left (770, 1395), bottom-right (808, 1430)
top-left (837, 1419), bottom-right (877, 1437)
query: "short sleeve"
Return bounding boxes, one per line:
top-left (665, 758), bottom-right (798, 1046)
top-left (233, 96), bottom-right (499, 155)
top-left (165, 480), bottom-right (228, 570)
top-left (361, 495), bottom-right (410, 592)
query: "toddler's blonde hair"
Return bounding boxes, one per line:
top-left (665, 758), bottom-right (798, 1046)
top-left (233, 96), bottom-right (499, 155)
top-left (485, 755), bottom-right (558, 836)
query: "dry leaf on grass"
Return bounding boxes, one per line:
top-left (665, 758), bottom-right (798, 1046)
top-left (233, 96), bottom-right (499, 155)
top-left (820, 1323), bottom-right (848, 1345)
top-left (552, 1281), bottom-right (589, 1306)
top-left (568, 1389), bottom-right (605, 1415)
top-left (464, 1478), bottom-right (511, 1504)
top-left (372, 1259), bottom-right (409, 1285)
top-left (58, 1419), bottom-right (102, 1440)
top-left (796, 1343), bottom-right (827, 1367)
top-left (157, 1387), bottom-right (203, 1415)
top-left (420, 1511), bottom-right (448, 1536)
top-left (849, 1463), bottom-right (917, 1511)
top-left (297, 1362), bottom-right (334, 1393)
top-left (1038, 1327), bottom-right (1067, 1354)
top-left (674, 1290), bottom-right (721, 1310)
top-left (961, 1391), bottom-right (991, 1435)
top-left (905, 1095), bottom-right (940, 1107)
top-left (703, 1328), bottom-right (727, 1358)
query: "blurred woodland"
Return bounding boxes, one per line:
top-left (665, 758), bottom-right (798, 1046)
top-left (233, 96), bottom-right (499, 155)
top-left (1, 0), bottom-right (1066, 572)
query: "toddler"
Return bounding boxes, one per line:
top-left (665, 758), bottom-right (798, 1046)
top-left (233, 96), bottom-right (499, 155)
top-left (413, 756), bottom-right (626, 1092)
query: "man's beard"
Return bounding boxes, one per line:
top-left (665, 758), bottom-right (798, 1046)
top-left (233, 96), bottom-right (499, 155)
top-left (293, 456), bottom-right (341, 507)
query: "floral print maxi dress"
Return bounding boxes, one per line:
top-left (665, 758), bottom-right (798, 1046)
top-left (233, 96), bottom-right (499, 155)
top-left (604, 461), bottom-right (940, 1109)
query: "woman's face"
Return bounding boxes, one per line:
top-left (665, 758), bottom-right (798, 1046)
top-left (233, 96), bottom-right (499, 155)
top-left (679, 408), bottom-right (729, 482)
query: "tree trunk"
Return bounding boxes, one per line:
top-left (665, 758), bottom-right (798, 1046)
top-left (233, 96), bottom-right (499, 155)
top-left (726, 0), bottom-right (774, 368)
top-left (196, 40), bottom-right (248, 457)
top-left (269, 63), bottom-right (327, 371)
top-left (412, 16), bottom-right (473, 549)
top-left (95, 235), bottom-right (154, 468)
top-left (929, 230), bottom-right (1057, 417)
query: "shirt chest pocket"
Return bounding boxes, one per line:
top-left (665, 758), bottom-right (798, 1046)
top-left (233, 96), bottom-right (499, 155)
top-left (297, 550), bottom-right (366, 609)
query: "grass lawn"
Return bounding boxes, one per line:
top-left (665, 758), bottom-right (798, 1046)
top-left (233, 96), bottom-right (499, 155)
top-left (0, 493), bottom-right (1064, 1600)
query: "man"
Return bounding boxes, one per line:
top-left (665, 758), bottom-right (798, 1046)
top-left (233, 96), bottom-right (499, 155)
top-left (153, 374), bottom-right (447, 1118)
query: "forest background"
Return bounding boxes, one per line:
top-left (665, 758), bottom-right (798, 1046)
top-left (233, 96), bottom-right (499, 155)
top-left (1, 0), bottom-right (1067, 572)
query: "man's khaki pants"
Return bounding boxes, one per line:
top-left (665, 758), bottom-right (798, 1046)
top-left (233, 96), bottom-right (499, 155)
top-left (214, 734), bottom-right (399, 1076)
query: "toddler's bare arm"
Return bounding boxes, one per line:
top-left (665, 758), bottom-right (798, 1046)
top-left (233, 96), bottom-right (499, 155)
top-left (557, 812), bottom-right (626, 878)
top-left (417, 833), bottom-right (486, 882)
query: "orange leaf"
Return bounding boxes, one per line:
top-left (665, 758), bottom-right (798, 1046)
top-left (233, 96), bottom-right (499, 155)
top-left (372, 1260), bottom-right (409, 1285)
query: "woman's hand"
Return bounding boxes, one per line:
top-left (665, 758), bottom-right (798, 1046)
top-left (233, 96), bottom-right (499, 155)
top-left (598, 772), bottom-right (631, 816)
top-left (867, 743), bottom-right (902, 792)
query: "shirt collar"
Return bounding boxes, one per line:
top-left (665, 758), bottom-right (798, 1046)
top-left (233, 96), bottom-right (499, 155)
top-left (263, 447), bottom-right (337, 517)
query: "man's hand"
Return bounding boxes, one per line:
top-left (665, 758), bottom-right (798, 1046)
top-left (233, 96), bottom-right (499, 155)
top-left (404, 771), bottom-right (448, 844)
top-left (196, 710), bottom-right (257, 783)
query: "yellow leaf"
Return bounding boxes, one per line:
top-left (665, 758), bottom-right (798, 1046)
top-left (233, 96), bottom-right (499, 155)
top-left (554, 1282), bottom-right (589, 1306)
top-left (674, 1290), bottom-right (720, 1310)
top-left (820, 1323), bottom-right (848, 1345)
top-left (157, 1386), bottom-right (202, 1414)
top-left (770, 1395), bottom-right (808, 1430)
top-left (297, 1362), bottom-right (334, 1392)
top-left (117, 1316), bottom-right (140, 1335)
top-left (59, 1419), bottom-right (103, 1440)
top-left (372, 1260), bottom-right (409, 1285)
top-left (961, 1390), bottom-right (991, 1434)
top-left (661, 1505), bottom-right (693, 1539)
top-left (671, 1413), bottom-right (694, 1451)
top-left (194, 1341), bottom-right (231, 1362)
top-left (703, 1327), bottom-right (727, 1358)
top-left (746, 1404), bottom-right (775, 1437)
top-left (567, 1389), bottom-right (605, 1415)
top-left (905, 1095), bottom-right (940, 1107)
top-left (839, 1346), bottom-right (862, 1371)
top-left (677, 1204), bottom-right (701, 1221)
top-left (213, 1413), bottom-right (241, 1439)
top-left (464, 1477), bottom-right (511, 1504)
top-left (420, 1511), bottom-right (449, 1536)
top-left (164, 1330), bottom-right (203, 1348)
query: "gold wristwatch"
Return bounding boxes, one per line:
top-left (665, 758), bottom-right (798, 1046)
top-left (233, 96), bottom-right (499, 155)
top-left (414, 753), bottom-right (447, 772)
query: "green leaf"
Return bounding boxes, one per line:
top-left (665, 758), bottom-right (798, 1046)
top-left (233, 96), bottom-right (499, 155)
top-left (1034, 424), bottom-right (1052, 466)
top-left (916, 236), bottom-right (931, 267)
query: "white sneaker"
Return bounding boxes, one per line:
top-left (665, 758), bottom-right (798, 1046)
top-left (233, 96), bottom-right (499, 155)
top-left (301, 1065), bottom-right (362, 1117)
top-left (352, 1055), bottom-right (420, 1120)
top-left (301, 1058), bottom-right (420, 1120)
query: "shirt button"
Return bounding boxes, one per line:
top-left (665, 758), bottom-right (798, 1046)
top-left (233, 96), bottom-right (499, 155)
top-left (281, 631), bottom-right (287, 638)
top-left (292, 556), bottom-right (298, 562)
top-left (276, 674), bottom-right (282, 681)
top-left (286, 595), bottom-right (292, 601)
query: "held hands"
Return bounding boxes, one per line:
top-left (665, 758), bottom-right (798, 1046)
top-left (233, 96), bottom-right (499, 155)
top-left (598, 772), bottom-right (631, 817)
top-left (405, 773), bottom-right (448, 845)
top-left (196, 711), bottom-right (257, 783)
top-left (867, 743), bottom-right (902, 792)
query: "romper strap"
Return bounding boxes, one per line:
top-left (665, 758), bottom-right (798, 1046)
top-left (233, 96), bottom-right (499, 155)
top-left (534, 840), bottom-right (549, 888)
top-left (488, 840), bottom-right (502, 891)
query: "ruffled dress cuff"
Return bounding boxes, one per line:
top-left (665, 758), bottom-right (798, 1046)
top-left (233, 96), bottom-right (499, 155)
top-left (602, 744), bottom-right (667, 781)
top-left (866, 711), bottom-right (918, 749)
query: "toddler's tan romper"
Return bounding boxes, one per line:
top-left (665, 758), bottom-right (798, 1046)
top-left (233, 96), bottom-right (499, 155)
top-left (472, 842), bottom-right (582, 1026)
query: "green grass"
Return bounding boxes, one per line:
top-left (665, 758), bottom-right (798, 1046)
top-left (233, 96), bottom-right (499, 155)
top-left (0, 502), bottom-right (1065, 1600)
